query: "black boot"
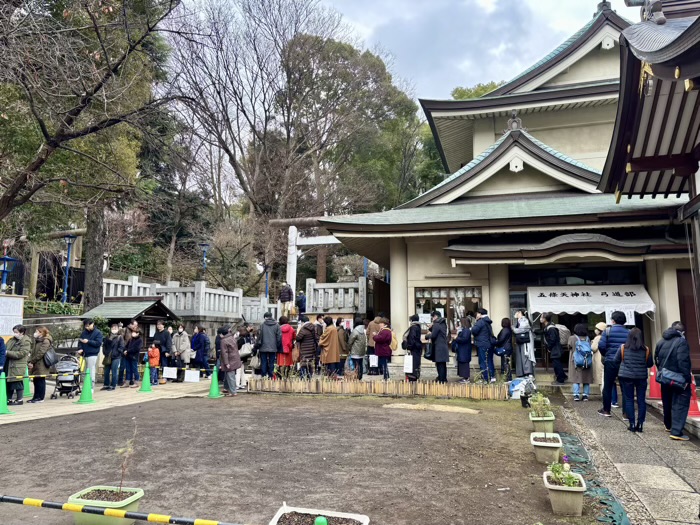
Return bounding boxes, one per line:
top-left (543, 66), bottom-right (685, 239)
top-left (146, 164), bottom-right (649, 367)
top-left (628, 423), bottom-right (636, 432)
top-left (635, 422), bottom-right (644, 433)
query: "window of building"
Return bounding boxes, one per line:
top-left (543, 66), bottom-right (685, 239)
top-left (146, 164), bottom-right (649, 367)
top-left (415, 287), bottom-right (482, 332)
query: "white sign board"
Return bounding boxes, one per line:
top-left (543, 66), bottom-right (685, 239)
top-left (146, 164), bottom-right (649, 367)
top-left (369, 355), bottom-right (378, 368)
top-left (605, 308), bottom-right (636, 327)
top-left (162, 367), bottom-right (178, 379)
top-left (418, 314), bottom-right (432, 325)
top-left (0, 296), bottom-right (23, 336)
top-left (184, 369), bottom-right (200, 383)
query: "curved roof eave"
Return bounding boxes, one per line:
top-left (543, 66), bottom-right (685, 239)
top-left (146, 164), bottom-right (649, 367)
top-left (396, 129), bottom-right (601, 209)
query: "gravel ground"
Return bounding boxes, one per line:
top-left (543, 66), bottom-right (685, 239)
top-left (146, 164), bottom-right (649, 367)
top-left (0, 395), bottom-right (600, 525)
top-left (559, 396), bottom-right (657, 525)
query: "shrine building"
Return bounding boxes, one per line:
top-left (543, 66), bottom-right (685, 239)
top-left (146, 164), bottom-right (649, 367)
top-left (317, 2), bottom-right (700, 369)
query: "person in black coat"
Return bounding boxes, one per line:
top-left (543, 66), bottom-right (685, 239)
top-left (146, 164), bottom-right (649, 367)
top-left (614, 327), bottom-right (652, 432)
top-left (406, 314), bottom-right (423, 382)
top-left (427, 311), bottom-right (449, 383)
top-left (655, 322), bottom-right (693, 440)
top-left (472, 308), bottom-right (495, 382)
top-left (454, 319), bottom-right (472, 383)
top-left (496, 318), bottom-right (513, 381)
top-left (153, 320), bottom-right (173, 374)
top-left (122, 329), bottom-right (143, 387)
top-left (543, 312), bottom-right (566, 385)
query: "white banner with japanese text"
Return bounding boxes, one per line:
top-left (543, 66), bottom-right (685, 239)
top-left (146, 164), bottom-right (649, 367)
top-left (527, 285), bottom-right (655, 320)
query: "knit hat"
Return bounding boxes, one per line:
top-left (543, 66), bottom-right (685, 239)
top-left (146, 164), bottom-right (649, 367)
top-left (595, 322), bottom-right (607, 332)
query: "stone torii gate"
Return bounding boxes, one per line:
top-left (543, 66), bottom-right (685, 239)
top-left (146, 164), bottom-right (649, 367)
top-left (268, 217), bottom-right (341, 306)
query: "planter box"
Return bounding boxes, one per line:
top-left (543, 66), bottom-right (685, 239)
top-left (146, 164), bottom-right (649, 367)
top-left (269, 502), bottom-right (370, 525)
top-left (529, 412), bottom-right (555, 433)
top-left (530, 432), bottom-right (562, 464)
top-left (68, 486), bottom-right (144, 525)
top-left (543, 471), bottom-right (587, 516)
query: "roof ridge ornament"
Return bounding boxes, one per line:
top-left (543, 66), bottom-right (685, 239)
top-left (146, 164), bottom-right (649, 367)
top-left (625, 0), bottom-right (667, 25)
top-left (596, 1), bottom-right (612, 15)
top-left (506, 110), bottom-right (526, 132)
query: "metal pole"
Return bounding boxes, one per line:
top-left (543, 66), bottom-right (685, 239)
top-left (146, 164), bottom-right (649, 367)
top-left (363, 257), bottom-right (368, 278)
top-left (1, 262), bottom-right (7, 290)
top-left (62, 241), bottom-right (73, 304)
top-left (265, 270), bottom-right (269, 298)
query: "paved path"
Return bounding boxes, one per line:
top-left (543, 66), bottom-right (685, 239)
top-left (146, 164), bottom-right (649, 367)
top-left (569, 395), bottom-right (700, 524)
top-left (0, 380), bottom-right (210, 426)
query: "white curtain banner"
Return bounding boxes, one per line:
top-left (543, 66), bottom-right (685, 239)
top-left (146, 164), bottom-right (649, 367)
top-left (527, 285), bottom-right (655, 317)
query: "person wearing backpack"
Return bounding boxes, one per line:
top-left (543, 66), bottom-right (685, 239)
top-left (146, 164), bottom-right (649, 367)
top-left (567, 323), bottom-right (593, 401)
top-left (598, 311), bottom-right (629, 418)
top-left (614, 327), bottom-right (653, 432)
top-left (654, 321), bottom-right (693, 440)
top-left (472, 308), bottom-right (495, 383)
top-left (542, 313), bottom-right (567, 385)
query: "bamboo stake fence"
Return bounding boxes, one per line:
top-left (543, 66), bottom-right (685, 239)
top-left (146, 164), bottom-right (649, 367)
top-left (247, 377), bottom-right (509, 400)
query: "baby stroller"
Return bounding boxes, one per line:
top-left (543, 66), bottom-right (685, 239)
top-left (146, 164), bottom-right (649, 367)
top-left (50, 354), bottom-right (83, 400)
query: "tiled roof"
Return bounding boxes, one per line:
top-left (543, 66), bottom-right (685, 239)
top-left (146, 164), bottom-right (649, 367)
top-left (399, 129), bottom-right (601, 208)
top-left (493, 13), bottom-right (602, 95)
top-left (322, 193), bottom-right (686, 228)
top-left (522, 130), bottom-right (601, 174)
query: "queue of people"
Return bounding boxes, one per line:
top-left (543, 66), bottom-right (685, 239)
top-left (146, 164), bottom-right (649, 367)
top-left (3, 310), bottom-right (695, 438)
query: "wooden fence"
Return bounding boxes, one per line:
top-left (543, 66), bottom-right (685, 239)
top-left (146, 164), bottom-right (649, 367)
top-left (247, 377), bottom-right (509, 400)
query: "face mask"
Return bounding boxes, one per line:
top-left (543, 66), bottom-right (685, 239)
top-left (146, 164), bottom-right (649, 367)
top-left (178, 328), bottom-right (183, 333)
top-left (132, 333), bottom-right (139, 338)
top-left (111, 329), bottom-right (119, 335)
top-left (34, 333), bottom-right (40, 339)
top-left (14, 333), bottom-right (21, 339)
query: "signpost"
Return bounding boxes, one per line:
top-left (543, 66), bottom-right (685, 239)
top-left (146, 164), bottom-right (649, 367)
top-left (0, 295), bottom-right (23, 337)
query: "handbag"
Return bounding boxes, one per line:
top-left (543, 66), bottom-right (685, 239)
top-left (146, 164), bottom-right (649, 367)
top-left (43, 346), bottom-right (59, 368)
top-left (515, 331), bottom-right (530, 345)
top-left (423, 342), bottom-right (434, 361)
top-left (403, 353), bottom-right (413, 374)
top-left (656, 338), bottom-right (688, 390)
top-left (292, 343), bottom-right (300, 364)
top-left (249, 354), bottom-right (261, 370)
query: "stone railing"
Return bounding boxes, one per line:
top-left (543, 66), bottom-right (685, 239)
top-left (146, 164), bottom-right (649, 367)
top-left (241, 295), bottom-right (280, 324)
top-left (103, 276), bottom-right (152, 298)
top-left (103, 276), bottom-right (243, 321)
top-left (305, 277), bottom-right (367, 315)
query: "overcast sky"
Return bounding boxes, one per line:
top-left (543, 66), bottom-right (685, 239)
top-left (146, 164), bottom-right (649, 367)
top-left (322, 0), bottom-right (640, 99)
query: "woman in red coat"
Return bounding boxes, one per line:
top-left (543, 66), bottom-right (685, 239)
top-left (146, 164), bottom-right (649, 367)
top-left (373, 318), bottom-right (393, 380)
top-left (278, 316), bottom-right (296, 376)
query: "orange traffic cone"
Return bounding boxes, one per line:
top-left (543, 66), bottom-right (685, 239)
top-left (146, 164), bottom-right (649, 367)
top-left (648, 366), bottom-right (662, 400)
top-left (689, 377), bottom-right (700, 418)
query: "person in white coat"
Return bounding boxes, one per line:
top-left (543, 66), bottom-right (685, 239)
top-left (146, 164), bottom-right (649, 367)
top-left (172, 324), bottom-right (191, 382)
top-left (514, 310), bottom-right (536, 377)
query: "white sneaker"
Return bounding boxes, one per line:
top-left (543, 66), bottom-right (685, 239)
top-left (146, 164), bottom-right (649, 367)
top-left (490, 378), bottom-right (497, 383)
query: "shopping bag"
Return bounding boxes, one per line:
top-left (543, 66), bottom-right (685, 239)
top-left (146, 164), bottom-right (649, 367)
top-left (369, 354), bottom-right (378, 368)
top-left (403, 353), bottom-right (413, 374)
top-left (184, 369), bottom-right (200, 383)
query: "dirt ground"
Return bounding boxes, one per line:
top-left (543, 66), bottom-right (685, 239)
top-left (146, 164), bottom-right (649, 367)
top-left (0, 395), bottom-right (597, 525)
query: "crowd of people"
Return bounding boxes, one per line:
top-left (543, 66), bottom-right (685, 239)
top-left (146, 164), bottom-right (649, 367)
top-left (0, 307), bottom-right (695, 438)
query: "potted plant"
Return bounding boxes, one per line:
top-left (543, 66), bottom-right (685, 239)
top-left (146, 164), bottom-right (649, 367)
top-left (269, 502), bottom-right (370, 525)
top-left (543, 456), bottom-right (586, 516)
top-left (528, 392), bottom-right (555, 433)
top-left (68, 420), bottom-right (144, 525)
top-left (530, 429), bottom-right (562, 464)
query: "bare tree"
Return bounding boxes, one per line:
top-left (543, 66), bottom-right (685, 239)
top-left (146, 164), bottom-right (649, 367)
top-left (0, 0), bottom-right (184, 222)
